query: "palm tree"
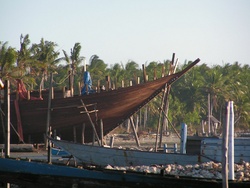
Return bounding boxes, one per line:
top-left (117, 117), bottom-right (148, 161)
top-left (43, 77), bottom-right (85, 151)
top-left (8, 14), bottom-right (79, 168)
top-left (225, 63), bottom-right (250, 129)
top-left (31, 38), bottom-right (60, 90)
top-left (62, 43), bottom-right (84, 95)
top-left (124, 60), bottom-right (140, 86)
top-left (87, 55), bottom-right (107, 88)
top-left (108, 63), bottom-right (125, 89)
top-left (16, 34), bottom-right (33, 79)
top-left (0, 41), bottom-right (17, 81)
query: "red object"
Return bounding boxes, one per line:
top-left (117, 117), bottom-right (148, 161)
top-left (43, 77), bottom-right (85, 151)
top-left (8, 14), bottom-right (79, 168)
top-left (16, 79), bottom-right (43, 101)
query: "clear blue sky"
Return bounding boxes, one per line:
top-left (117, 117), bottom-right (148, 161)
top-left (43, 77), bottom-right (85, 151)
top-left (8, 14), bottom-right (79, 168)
top-left (1, 0), bottom-right (249, 67)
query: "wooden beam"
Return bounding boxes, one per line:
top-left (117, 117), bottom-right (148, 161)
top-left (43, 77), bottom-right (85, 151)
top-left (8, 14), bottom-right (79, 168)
top-left (129, 116), bottom-right (140, 148)
top-left (80, 100), bottom-right (101, 146)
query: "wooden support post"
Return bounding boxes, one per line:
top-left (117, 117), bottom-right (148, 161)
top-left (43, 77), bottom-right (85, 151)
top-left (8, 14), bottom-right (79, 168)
top-left (14, 100), bottom-right (24, 143)
top-left (129, 116), bottom-right (140, 148)
top-left (153, 68), bottom-right (157, 80)
top-left (139, 109), bottom-right (142, 127)
top-left (27, 90), bottom-right (30, 100)
top-left (110, 136), bottom-right (114, 148)
top-left (51, 87), bottom-right (54, 99)
top-left (180, 123), bottom-right (187, 154)
top-left (160, 107), bottom-right (181, 139)
top-left (222, 102), bottom-right (229, 188)
top-left (4, 80), bottom-right (10, 158)
top-left (39, 85), bottom-right (42, 99)
top-left (106, 76), bottom-right (110, 91)
top-left (137, 77), bottom-right (140, 84)
top-left (45, 73), bottom-right (53, 149)
top-left (100, 119), bottom-right (103, 146)
top-left (228, 101), bottom-right (234, 180)
top-left (143, 105), bottom-right (147, 128)
top-left (142, 64), bottom-right (147, 83)
top-left (0, 83), bottom-right (10, 188)
top-left (97, 80), bottom-right (100, 93)
top-left (208, 93), bottom-right (211, 136)
top-left (63, 86), bottom-right (66, 98)
top-left (47, 126), bottom-right (52, 164)
top-left (121, 80), bottom-right (124, 88)
top-left (157, 84), bottom-right (168, 150)
top-left (126, 119), bottom-right (130, 132)
top-left (160, 53), bottom-right (178, 146)
top-left (80, 100), bottom-right (101, 146)
top-left (78, 82), bottom-right (81, 96)
top-left (82, 123), bottom-right (85, 144)
top-left (161, 64), bottom-right (165, 77)
top-left (135, 115), bottom-right (139, 133)
top-left (201, 120), bottom-right (206, 136)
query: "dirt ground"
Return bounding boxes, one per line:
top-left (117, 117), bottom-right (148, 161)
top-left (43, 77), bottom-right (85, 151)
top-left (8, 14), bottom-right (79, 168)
top-left (105, 133), bottom-right (180, 150)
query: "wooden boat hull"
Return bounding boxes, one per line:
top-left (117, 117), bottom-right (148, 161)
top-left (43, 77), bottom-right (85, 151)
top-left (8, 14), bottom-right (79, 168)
top-left (50, 138), bottom-right (212, 167)
top-left (0, 158), bottom-right (249, 188)
top-left (4, 59), bottom-right (200, 144)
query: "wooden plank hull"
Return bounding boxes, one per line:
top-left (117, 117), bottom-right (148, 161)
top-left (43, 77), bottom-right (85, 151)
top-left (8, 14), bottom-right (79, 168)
top-left (3, 59), bottom-right (200, 144)
top-left (201, 137), bottom-right (250, 163)
top-left (50, 138), bottom-right (212, 167)
top-left (0, 158), bottom-right (249, 188)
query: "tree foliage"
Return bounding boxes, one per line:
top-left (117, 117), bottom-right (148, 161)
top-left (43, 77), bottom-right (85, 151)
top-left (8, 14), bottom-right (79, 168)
top-left (1, 34), bottom-right (250, 132)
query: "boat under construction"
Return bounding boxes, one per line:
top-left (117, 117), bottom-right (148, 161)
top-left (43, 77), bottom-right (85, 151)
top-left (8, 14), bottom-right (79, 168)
top-left (1, 58), bottom-right (200, 144)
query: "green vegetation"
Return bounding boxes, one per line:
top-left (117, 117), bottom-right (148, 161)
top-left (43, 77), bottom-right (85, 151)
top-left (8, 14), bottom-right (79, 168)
top-left (1, 35), bottom-right (250, 133)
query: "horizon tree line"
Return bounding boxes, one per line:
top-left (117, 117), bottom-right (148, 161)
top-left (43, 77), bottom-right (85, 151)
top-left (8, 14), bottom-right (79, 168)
top-left (0, 34), bottom-right (249, 134)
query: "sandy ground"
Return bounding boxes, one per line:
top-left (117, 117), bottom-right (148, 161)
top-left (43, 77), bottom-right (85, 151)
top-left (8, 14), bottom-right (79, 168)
top-left (105, 133), bottom-right (180, 150)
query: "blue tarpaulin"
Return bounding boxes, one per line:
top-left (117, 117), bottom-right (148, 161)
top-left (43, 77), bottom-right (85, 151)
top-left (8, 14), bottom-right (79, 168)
top-left (81, 71), bottom-right (95, 95)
